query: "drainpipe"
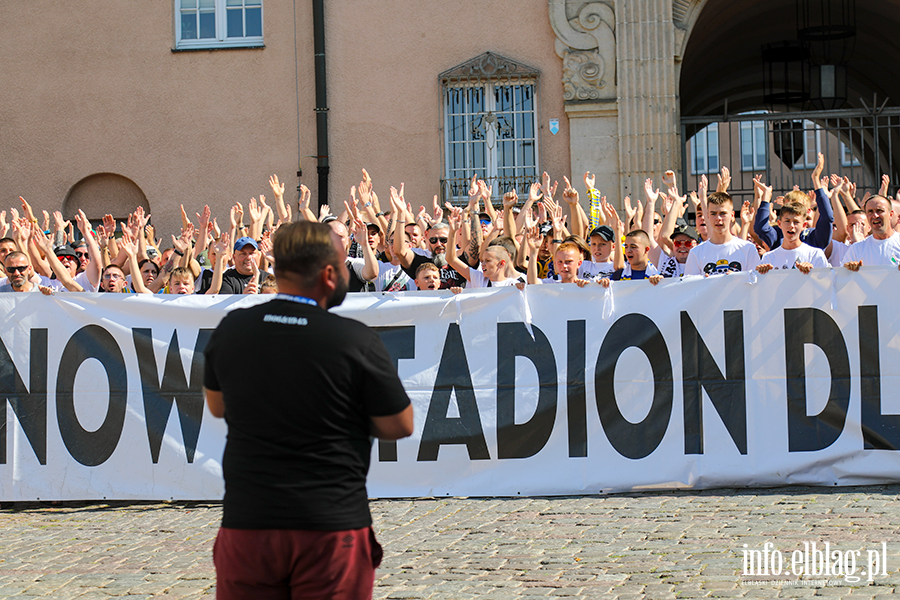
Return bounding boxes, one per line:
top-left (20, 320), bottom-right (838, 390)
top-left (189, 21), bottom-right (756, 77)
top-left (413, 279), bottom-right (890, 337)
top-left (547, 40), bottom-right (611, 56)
top-left (312, 0), bottom-right (329, 210)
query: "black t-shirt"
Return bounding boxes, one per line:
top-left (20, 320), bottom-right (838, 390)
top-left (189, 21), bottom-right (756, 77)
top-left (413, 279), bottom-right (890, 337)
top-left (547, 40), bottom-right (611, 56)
top-left (204, 299), bottom-right (411, 530)
top-left (403, 252), bottom-right (467, 289)
top-left (198, 267), bottom-right (266, 294)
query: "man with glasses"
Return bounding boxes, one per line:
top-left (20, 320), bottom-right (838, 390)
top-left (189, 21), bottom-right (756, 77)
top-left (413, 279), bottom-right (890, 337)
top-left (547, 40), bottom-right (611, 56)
top-left (393, 220), bottom-right (467, 289)
top-left (0, 252), bottom-right (54, 294)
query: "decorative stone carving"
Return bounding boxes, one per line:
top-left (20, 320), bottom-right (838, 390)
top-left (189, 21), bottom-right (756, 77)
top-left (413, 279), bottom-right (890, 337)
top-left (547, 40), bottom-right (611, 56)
top-left (549, 0), bottom-right (616, 102)
top-left (440, 52), bottom-right (540, 85)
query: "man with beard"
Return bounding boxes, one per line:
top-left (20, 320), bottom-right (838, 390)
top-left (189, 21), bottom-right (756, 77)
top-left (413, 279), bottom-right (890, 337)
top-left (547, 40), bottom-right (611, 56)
top-left (390, 191), bottom-right (467, 289)
top-left (203, 221), bottom-right (413, 599)
top-left (0, 252), bottom-right (54, 294)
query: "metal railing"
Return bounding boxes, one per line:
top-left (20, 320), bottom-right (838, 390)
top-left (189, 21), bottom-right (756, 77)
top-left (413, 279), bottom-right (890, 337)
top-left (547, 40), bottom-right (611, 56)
top-left (681, 105), bottom-right (900, 205)
top-left (439, 174), bottom-right (539, 206)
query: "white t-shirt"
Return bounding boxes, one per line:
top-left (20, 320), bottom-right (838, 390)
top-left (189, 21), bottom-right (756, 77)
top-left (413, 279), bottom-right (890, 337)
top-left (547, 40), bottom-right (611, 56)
top-left (73, 271), bottom-right (96, 292)
top-left (579, 259), bottom-right (615, 281)
top-left (827, 240), bottom-right (850, 268)
top-left (843, 233), bottom-right (900, 267)
top-left (684, 237), bottom-right (761, 276)
top-left (761, 244), bottom-right (829, 270)
top-left (657, 253), bottom-right (686, 278)
top-left (466, 267), bottom-right (522, 288)
top-left (373, 261), bottom-right (415, 292)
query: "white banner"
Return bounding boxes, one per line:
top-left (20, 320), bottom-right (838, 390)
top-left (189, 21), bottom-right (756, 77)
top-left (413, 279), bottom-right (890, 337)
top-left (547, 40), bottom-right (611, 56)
top-left (2, 267), bottom-right (900, 501)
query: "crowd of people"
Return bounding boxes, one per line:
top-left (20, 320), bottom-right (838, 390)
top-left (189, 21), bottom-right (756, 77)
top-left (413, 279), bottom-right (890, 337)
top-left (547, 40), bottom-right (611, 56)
top-left (1, 153), bottom-right (899, 297)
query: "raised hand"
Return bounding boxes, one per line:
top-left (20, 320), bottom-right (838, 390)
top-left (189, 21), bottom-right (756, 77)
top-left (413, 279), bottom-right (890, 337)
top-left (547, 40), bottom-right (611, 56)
top-left (812, 153), bottom-right (825, 188)
top-left (662, 170), bottom-right (677, 191)
top-left (644, 178), bottom-right (659, 203)
top-left (75, 209), bottom-right (92, 236)
top-left (623, 196), bottom-right (636, 227)
top-left (528, 181), bottom-right (542, 203)
top-left (880, 174), bottom-right (890, 197)
top-left (446, 206), bottom-right (464, 233)
top-left (422, 195), bottom-right (437, 226)
top-left (716, 166), bottom-right (731, 193)
top-left (584, 171), bottom-right (595, 190)
top-left (752, 174), bottom-right (773, 202)
top-left (478, 179), bottom-right (492, 203)
top-left (503, 190), bottom-right (518, 209)
top-left (562, 176), bottom-right (578, 204)
top-left (269, 174), bottom-right (285, 199)
top-left (19, 197), bottom-right (37, 223)
top-left (102, 214), bottom-right (116, 236)
top-left (541, 171), bottom-right (558, 200)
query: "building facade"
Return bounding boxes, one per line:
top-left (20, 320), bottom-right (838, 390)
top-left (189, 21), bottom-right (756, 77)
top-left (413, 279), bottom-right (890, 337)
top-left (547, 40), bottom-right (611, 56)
top-left (3, 0), bottom-right (899, 237)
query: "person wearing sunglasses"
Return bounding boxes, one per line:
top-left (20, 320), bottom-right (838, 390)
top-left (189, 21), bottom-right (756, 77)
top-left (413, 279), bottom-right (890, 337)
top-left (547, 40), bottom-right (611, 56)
top-left (0, 252), bottom-right (54, 294)
top-left (657, 225), bottom-right (699, 278)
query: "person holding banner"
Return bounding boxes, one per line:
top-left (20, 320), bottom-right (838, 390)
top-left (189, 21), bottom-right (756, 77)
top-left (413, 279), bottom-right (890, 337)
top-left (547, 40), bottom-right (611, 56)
top-left (684, 191), bottom-right (760, 276)
top-left (203, 220), bottom-right (413, 600)
top-left (756, 202), bottom-right (829, 274)
top-left (843, 195), bottom-right (900, 271)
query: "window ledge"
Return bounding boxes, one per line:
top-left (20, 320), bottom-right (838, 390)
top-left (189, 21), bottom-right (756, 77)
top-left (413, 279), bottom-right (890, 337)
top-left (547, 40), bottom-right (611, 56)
top-left (172, 42), bottom-right (265, 53)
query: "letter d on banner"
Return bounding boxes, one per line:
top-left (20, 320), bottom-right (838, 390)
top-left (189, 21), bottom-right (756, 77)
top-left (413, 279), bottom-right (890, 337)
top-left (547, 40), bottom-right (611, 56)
top-left (496, 323), bottom-right (557, 459)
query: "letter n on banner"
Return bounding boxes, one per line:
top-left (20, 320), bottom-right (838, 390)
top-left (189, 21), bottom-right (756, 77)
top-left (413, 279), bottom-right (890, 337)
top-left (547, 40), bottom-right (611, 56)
top-left (784, 308), bottom-right (850, 452)
top-left (681, 311), bottom-right (747, 454)
top-left (0, 329), bottom-right (47, 465)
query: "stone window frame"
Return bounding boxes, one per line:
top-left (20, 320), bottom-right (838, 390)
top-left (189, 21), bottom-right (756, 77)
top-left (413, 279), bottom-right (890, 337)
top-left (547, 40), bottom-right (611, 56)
top-left (439, 53), bottom-right (541, 203)
top-left (174, 0), bottom-right (264, 51)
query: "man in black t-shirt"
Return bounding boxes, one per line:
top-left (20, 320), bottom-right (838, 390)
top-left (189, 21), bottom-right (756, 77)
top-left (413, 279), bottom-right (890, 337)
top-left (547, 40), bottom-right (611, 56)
top-left (204, 221), bottom-right (413, 599)
top-left (198, 236), bottom-right (266, 294)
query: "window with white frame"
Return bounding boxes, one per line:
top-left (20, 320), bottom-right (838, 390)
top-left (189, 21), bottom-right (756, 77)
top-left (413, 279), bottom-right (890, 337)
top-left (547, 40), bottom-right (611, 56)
top-left (690, 123), bottom-right (719, 175)
top-left (176, 0), bottom-right (263, 50)
top-left (740, 121), bottom-right (767, 171)
top-left (440, 53), bottom-right (539, 203)
top-left (840, 141), bottom-right (861, 167)
top-left (793, 121), bottom-right (821, 169)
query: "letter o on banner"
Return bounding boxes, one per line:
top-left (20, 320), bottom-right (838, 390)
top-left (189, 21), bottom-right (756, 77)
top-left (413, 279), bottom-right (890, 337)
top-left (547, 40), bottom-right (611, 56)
top-left (595, 313), bottom-right (673, 459)
top-left (56, 325), bottom-right (127, 466)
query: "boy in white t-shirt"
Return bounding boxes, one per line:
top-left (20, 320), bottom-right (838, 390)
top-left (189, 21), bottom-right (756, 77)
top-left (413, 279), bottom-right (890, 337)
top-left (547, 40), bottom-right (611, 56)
top-left (757, 202), bottom-right (828, 274)
top-left (446, 209), bottom-right (522, 288)
top-left (578, 225), bottom-right (616, 280)
top-left (684, 192), bottom-right (761, 276)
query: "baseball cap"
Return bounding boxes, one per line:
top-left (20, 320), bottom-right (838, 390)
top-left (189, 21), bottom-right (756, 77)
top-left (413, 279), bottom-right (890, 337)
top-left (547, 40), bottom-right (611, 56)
top-left (478, 212), bottom-right (492, 224)
top-left (365, 222), bottom-right (381, 233)
top-left (588, 225), bottom-right (615, 242)
top-left (671, 225), bottom-right (700, 242)
top-left (53, 245), bottom-right (78, 260)
top-left (539, 222), bottom-right (553, 236)
top-left (233, 236), bottom-right (259, 252)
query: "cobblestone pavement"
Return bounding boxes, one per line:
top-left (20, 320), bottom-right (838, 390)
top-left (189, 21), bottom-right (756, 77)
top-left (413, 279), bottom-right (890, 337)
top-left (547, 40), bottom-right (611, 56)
top-left (1, 486), bottom-right (899, 598)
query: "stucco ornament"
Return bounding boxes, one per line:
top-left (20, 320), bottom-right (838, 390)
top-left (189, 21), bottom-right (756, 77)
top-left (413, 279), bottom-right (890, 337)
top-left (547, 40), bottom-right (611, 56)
top-left (549, 0), bottom-right (616, 101)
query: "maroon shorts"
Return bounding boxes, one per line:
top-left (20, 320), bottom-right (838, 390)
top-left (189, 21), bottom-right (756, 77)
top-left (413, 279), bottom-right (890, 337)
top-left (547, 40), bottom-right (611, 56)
top-left (213, 526), bottom-right (383, 600)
